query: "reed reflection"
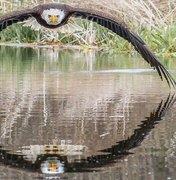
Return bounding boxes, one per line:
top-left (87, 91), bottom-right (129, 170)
top-left (0, 93), bottom-right (174, 174)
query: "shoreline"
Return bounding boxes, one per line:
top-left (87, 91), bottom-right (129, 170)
top-left (0, 42), bottom-right (99, 50)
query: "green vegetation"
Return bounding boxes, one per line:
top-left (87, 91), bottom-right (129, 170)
top-left (1, 45), bottom-right (176, 74)
top-left (1, 0), bottom-right (176, 57)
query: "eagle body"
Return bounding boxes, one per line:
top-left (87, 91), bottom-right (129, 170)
top-left (0, 3), bottom-right (175, 87)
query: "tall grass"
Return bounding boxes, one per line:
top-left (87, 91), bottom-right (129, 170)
top-left (1, 0), bottom-right (176, 56)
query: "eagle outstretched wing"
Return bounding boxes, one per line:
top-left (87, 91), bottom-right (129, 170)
top-left (71, 8), bottom-right (176, 87)
top-left (0, 9), bottom-right (38, 31)
top-left (0, 4), bottom-right (175, 87)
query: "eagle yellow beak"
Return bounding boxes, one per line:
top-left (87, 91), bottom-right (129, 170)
top-left (49, 15), bottom-right (59, 23)
top-left (49, 162), bottom-right (57, 171)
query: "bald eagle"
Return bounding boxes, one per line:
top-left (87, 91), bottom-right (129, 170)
top-left (0, 3), bottom-right (175, 87)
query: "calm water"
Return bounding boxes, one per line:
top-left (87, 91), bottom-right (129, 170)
top-left (0, 46), bottom-right (176, 180)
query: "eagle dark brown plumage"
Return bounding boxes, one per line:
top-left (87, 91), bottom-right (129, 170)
top-left (0, 3), bottom-right (175, 88)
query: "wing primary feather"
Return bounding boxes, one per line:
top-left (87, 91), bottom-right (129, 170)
top-left (72, 10), bottom-right (176, 87)
top-left (97, 18), bottom-right (103, 26)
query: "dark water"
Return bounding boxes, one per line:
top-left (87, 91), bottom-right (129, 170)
top-left (0, 46), bottom-right (176, 180)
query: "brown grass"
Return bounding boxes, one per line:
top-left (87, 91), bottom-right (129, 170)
top-left (1, 0), bottom-right (176, 27)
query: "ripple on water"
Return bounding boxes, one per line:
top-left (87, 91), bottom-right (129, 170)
top-left (0, 47), bottom-right (175, 179)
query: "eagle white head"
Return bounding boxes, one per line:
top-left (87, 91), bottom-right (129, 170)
top-left (41, 8), bottom-right (65, 25)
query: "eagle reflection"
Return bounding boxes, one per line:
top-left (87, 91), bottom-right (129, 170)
top-left (0, 94), bottom-right (175, 174)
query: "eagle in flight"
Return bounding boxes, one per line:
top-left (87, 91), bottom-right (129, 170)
top-left (0, 3), bottom-right (175, 87)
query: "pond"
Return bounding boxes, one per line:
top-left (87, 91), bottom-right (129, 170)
top-left (0, 46), bottom-right (176, 179)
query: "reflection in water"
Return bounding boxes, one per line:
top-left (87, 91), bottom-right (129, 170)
top-left (0, 94), bottom-right (175, 175)
top-left (41, 157), bottom-right (65, 174)
top-left (0, 46), bottom-right (176, 179)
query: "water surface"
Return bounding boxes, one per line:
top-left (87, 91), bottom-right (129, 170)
top-left (0, 46), bottom-right (176, 179)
